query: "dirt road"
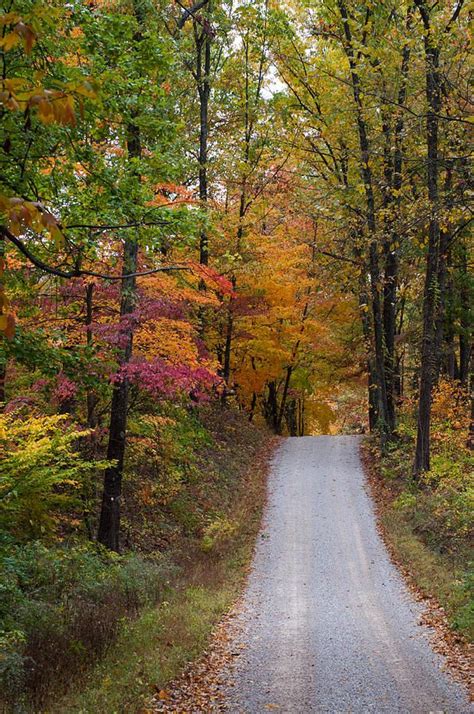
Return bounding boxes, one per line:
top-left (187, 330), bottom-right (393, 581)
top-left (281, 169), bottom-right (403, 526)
top-left (225, 436), bottom-right (471, 713)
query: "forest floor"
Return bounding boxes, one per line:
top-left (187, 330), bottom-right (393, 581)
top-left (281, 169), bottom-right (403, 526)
top-left (151, 436), bottom-right (472, 713)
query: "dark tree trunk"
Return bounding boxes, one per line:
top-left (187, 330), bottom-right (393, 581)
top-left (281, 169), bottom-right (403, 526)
top-left (0, 360), bottom-right (5, 405)
top-left (459, 243), bottom-right (471, 386)
top-left (98, 3), bottom-right (144, 549)
top-left (338, 0), bottom-right (390, 445)
top-left (194, 11), bottom-right (212, 266)
top-left (277, 365), bottom-right (293, 434)
top-left (222, 305), bottom-right (233, 393)
top-left (97, 232), bottom-right (138, 550)
top-left (434, 163), bottom-right (453, 381)
top-left (358, 264), bottom-right (378, 432)
top-left (298, 398), bottom-right (305, 436)
top-left (382, 22), bottom-right (411, 434)
top-left (85, 283), bottom-right (98, 429)
top-left (285, 399), bottom-right (298, 436)
top-left (264, 381), bottom-right (279, 432)
top-left (414, 0), bottom-right (441, 476)
top-left (248, 392), bottom-right (257, 422)
top-left (222, 274), bottom-right (236, 402)
top-left (468, 373), bottom-right (474, 450)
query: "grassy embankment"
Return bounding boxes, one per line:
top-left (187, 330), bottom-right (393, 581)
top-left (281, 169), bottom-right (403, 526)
top-left (363, 381), bottom-right (473, 644)
top-left (0, 405), bottom-right (273, 713)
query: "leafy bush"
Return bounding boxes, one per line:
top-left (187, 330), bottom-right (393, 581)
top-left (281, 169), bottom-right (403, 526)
top-left (390, 381), bottom-right (473, 553)
top-left (0, 414), bottom-right (110, 540)
top-left (452, 567), bottom-right (474, 639)
top-left (0, 542), bottom-right (175, 710)
top-left (201, 516), bottom-right (237, 554)
top-left (127, 408), bottom-right (212, 507)
top-left (379, 380), bottom-right (473, 640)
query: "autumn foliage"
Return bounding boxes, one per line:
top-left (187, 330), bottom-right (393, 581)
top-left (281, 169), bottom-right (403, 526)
top-left (0, 0), bottom-right (472, 708)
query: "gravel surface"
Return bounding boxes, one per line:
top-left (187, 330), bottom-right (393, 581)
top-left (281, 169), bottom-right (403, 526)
top-left (225, 436), bottom-right (472, 713)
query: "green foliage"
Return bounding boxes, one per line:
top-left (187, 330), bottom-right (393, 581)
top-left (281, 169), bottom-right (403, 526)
top-left (393, 491), bottom-right (417, 511)
top-left (0, 414), bottom-right (110, 540)
top-left (452, 568), bottom-right (474, 639)
top-left (0, 542), bottom-right (175, 709)
top-left (126, 407), bottom-right (212, 507)
top-left (201, 516), bottom-right (237, 554)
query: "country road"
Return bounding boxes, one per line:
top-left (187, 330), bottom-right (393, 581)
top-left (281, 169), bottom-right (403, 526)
top-left (225, 436), bottom-right (472, 713)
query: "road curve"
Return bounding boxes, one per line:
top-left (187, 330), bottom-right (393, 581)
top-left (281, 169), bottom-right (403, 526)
top-left (225, 436), bottom-right (472, 713)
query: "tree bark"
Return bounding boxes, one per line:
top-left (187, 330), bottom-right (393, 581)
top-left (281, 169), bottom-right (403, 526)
top-left (194, 10), bottom-right (212, 266)
top-left (338, 0), bottom-right (390, 445)
top-left (97, 3), bottom-right (144, 549)
top-left (414, 0), bottom-right (442, 476)
top-left (85, 282), bottom-right (98, 429)
top-left (382, 18), bottom-right (411, 434)
top-left (277, 365), bottom-right (293, 434)
top-left (0, 360), bottom-right (5, 405)
top-left (459, 242), bottom-right (471, 386)
top-left (264, 381), bottom-right (279, 432)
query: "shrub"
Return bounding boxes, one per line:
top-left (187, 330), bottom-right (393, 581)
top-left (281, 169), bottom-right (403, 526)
top-left (201, 516), bottom-right (237, 554)
top-left (0, 542), bottom-right (176, 710)
top-left (0, 414), bottom-right (110, 540)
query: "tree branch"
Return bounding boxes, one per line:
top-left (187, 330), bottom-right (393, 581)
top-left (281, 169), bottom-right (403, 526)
top-left (1, 228), bottom-right (188, 280)
top-left (176, 0), bottom-right (210, 29)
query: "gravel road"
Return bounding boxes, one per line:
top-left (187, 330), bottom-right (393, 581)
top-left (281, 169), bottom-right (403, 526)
top-left (225, 436), bottom-right (472, 713)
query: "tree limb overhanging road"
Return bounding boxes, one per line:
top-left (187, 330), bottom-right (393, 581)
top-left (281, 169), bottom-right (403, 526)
top-left (225, 436), bottom-right (472, 713)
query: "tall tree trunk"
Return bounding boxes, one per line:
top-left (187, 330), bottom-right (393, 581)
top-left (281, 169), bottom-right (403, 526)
top-left (194, 10), bottom-right (212, 266)
top-left (264, 381), bottom-right (279, 432)
top-left (459, 242), bottom-right (471, 386)
top-left (98, 4), bottom-right (143, 549)
top-left (285, 398), bottom-right (298, 436)
top-left (0, 236), bottom-right (7, 406)
top-left (0, 360), bottom-right (5, 405)
top-left (414, 0), bottom-right (441, 476)
top-left (356, 247), bottom-right (378, 431)
top-left (248, 391), bottom-right (257, 422)
top-left (222, 299), bottom-right (233, 395)
top-left (97, 226), bottom-right (138, 550)
top-left (277, 365), bottom-right (293, 434)
top-left (434, 162), bottom-right (453, 381)
top-left (338, 0), bottom-right (390, 445)
top-left (85, 282), bottom-right (98, 429)
top-left (382, 18), bottom-right (412, 434)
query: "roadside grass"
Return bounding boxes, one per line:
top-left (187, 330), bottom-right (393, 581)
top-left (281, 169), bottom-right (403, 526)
top-left (53, 579), bottom-right (236, 714)
top-left (379, 505), bottom-right (473, 641)
top-left (52, 422), bottom-right (273, 714)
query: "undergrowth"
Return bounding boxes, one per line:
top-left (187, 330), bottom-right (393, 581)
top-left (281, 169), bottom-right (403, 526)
top-left (370, 380), bottom-right (473, 641)
top-left (0, 404), bottom-right (270, 712)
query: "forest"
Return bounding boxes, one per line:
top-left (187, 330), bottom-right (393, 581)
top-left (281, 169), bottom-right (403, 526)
top-left (0, 0), bottom-right (472, 711)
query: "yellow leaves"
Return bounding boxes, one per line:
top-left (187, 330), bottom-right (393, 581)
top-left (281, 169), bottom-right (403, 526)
top-left (0, 195), bottom-right (64, 246)
top-left (0, 77), bottom-right (96, 126)
top-left (33, 90), bottom-right (76, 126)
top-left (0, 12), bottom-right (21, 26)
top-left (0, 19), bottom-right (36, 54)
top-left (135, 318), bottom-right (199, 367)
top-left (0, 251), bottom-right (15, 340)
top-left (0, 31), bottom-right (22, 51)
